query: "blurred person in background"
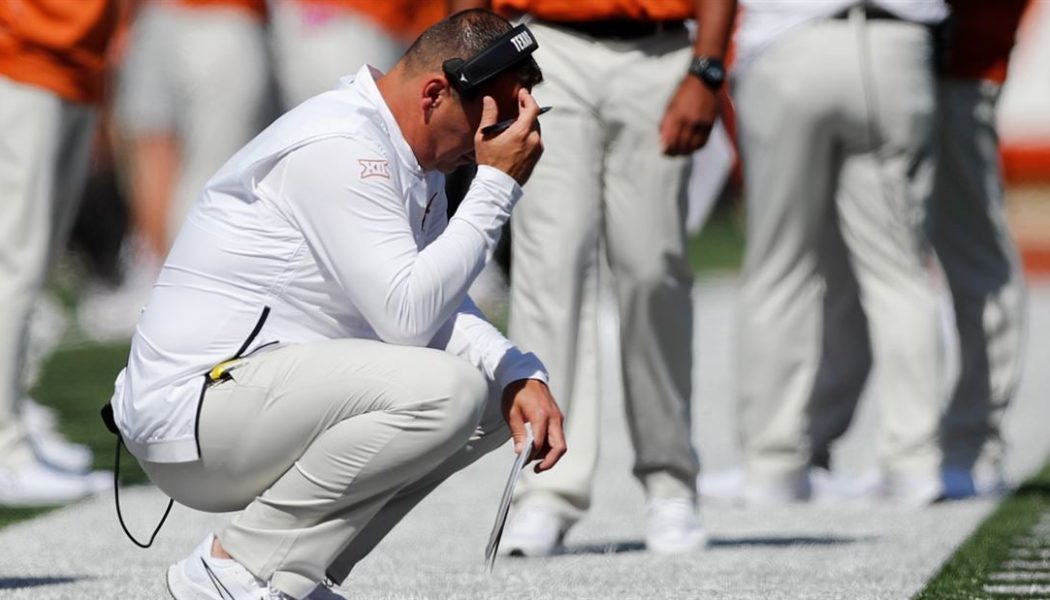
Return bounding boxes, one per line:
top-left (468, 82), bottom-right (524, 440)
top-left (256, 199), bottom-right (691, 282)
top-left (452, 0), bottom-right (736, 556)
top-left (930, 0), bottom-right (1030, 499)
top-left (731, 0), bottom-right (949, 506)
top-left (76, 0), bottom-right (271, 342)
top-left (270, 0), bottom-right (445, 109)
top-left (0, 0), bottom-right (118, 505)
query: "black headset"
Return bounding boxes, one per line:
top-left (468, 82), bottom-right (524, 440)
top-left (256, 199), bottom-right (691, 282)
top-left (442, 24), bottom-right (539, 97)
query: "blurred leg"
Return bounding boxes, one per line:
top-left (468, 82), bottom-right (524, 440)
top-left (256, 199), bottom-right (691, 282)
top-left (507, 23), bottom-right (604, 523)
top-left (602, 30), bottom-right (698, 499)
top-left (836, 20), bottom-right (941, 486)
top-left (169, 5), bottom-right (270, 242)
top-left (114, 1), bottom-right (179, 259)
top-left (929, 80), bottom-right (1026, 474)
top-left (270, 1), bottom-right (403, 109)
top-left (733, 26), bottom-right (841, 493)
top-left (0, 77), bottom-right (95, 470)
top-left (807, 218), bottom-right (872, 470)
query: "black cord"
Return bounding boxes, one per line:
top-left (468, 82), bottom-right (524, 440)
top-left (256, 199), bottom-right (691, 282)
top-left (112, 436), bottom-right (174, 548)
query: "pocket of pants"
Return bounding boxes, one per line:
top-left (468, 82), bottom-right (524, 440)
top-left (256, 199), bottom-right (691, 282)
top-left (196, 382), bottom-right (270, 472)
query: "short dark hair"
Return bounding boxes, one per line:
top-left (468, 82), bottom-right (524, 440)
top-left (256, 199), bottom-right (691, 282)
top-left (403, 9), bottom-right (543, 93)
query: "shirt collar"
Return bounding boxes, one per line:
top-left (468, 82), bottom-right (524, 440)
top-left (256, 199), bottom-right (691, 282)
top-left (341, 65), bottom-right (425, 178)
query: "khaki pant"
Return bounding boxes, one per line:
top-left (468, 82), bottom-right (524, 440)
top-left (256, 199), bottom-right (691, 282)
top-left (142, 339), bottom-right (509, 598)
top-left (507, 22), bottom-right (699, 522)
top-left (0, 77), bottom-right (96, 469)
top-left (734, 15), bottom-right (942, 487)
top-left (928, 79), bottom-right (1027, 473)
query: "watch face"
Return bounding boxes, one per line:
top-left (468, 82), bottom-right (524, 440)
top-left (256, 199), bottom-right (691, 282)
top-left (691, 57), bottom-right (726, 88)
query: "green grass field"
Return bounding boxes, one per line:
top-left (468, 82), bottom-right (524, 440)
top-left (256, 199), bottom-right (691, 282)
top-left (916, 465), bottom-right (1050, 599)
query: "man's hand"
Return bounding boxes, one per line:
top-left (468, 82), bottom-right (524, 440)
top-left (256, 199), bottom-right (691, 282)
top-left (659, 75), bottom-right (720, 156)
top-left (501, 378), bottom-right (566, 473)
top-left (475, 88), bottom-right (544, 185)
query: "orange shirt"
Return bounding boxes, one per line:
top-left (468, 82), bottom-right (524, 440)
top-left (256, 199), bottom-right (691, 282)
top-left (945, 0), bottom-right (1030, 83)
top-left (176, 0), bottom-right (268, 20)
top-left (299, 0), bottom-right (446, 41)
top-left (0, 0), bottom-right (120, 104)
top-left (492, 0), bottom-right (693, 22)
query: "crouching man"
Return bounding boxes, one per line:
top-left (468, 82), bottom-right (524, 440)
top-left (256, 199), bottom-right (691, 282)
top-left (106, 10), bottom-right (564, 599)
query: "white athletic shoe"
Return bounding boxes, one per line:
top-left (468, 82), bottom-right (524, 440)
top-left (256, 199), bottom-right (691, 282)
top-left (697, 468), bottom-right (747, 506)
top-left (0, 457), bottom-right (110, 506)
top-left (76, 253), bottom-right (158, 343)
top-left (22, 399), bottom-right (93, 474)
top-left (167, 534), bottom-right (294, 600)
top-left (645, 497), bottom-right (707, 554)
top-left (498, 507), bottom-right (567, 557)
top-left (742, 473), bottom-right (812, 507)
top-left (881, 473), bottom-right (944, 507)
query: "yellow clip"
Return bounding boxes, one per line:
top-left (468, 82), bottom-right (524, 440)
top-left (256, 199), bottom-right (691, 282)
top-left (208, 359), bottom-right (240, 382)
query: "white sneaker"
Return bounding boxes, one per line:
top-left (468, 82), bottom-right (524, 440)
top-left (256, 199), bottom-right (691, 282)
top-left (167, 534), bottom-right (294, 600)
top-left (697, 468), bottom-right (745, 505)
top-left (23, 399), bottom-right (93, 473)
top-left (498, 507), bottom-right (567, 557)
top-left (810, 467), bottom-right (881, 503)
top-left (76, 252), bottom-right (158, 343)
top-left (881, 473), bottom-right (943, 507)
top-left (645, 497), bottom-right (707, 554)
top-left (742, 473), bottom-right (812, 507)
top-left (0, 457), bottom-right (111, 506)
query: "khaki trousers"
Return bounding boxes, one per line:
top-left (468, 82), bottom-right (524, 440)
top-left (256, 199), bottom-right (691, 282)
top-left (734, 16), bottom-right (943, 487)
top-left (142, 339), bottom-right (509, 599)
top-left (0, 77), bottom-right (96, 469)
top-left (928, 79), bottom-right (1027, 473)
top-left (508, 22), bottom-right (699, 522)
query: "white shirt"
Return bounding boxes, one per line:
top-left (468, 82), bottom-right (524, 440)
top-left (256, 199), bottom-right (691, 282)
top-left (735, 0), bottom-right (949, 72)
top-left (111, 65), bottom-right (548, 463)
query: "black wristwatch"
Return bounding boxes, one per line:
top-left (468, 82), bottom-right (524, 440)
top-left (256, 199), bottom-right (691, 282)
top-left (688, 56), bottom-right (726, 90)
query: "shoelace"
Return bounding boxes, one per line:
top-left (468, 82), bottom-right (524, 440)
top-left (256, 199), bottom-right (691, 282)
top-left (201, 558), bottom-right (236, 600)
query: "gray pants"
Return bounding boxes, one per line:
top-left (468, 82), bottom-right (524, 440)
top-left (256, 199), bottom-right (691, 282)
top-left (142, 340), bottom-right (509, 598)
top-left (734, 15), bottom-right (942, 488)
top-left (928, 79), bottom-right (1026, 473)
top-left (507, 22), bottom-right (699, 522)
top-left (116, 1), bottom-right (269, 243)
top-left (0, 77), bottom-right (96, 469)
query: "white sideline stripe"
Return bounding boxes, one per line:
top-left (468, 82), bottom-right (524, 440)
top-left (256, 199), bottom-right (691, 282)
top-left (990, 572), bottom-right (1050, 582)
top-left (1012, 549), bottom-right (1050, 559)
top-left (983, 584), bottom-right (1050, 595)
top-left (1013, 537), bottom-right (1050, 547)
top-left (1002, 560), bottom-right (1050, 570)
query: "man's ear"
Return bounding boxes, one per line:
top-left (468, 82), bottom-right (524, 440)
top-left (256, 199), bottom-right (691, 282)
top-left (421, 77), bottom-right (450, 124)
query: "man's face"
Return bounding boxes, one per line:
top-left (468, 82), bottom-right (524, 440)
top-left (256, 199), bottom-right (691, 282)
top-left (429, 72), bottom-right (523, 173)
